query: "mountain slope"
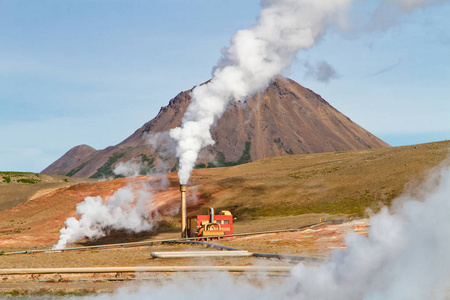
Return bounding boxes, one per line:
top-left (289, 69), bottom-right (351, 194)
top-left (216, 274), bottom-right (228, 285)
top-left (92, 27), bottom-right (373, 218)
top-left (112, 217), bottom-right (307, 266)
top-left (42, 76), bottom-right (389, 178)
top-left (42, 145), bottom-right (96, 176)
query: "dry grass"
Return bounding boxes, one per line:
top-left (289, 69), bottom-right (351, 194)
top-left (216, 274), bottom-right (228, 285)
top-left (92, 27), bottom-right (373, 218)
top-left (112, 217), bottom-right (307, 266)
top-left (188, 141), bottom-right (449, 219)
top-left (0, 172), bottom-right (94, 212)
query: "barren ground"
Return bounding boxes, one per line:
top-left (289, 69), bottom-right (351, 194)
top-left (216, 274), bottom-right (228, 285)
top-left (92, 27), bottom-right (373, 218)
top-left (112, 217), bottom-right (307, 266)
top-left (0, 219), bottom-right (369, 297)
top-left (0, 141), bottom-right (448, 297)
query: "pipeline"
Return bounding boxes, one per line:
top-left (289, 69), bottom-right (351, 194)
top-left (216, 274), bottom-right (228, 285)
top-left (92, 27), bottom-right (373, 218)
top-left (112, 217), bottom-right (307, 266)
top-left (252, 252), bottom-right (323, 262)
top-left (2, 220), bottom-right (331, 256)
top-left (167, 240), bottom-right (324, 262)
top-left (0, 266), bottom-right (292, 275)
top-left (170, 240), bottom-right (244, 251)
top-left (150, 250), bottom-right (253, 258)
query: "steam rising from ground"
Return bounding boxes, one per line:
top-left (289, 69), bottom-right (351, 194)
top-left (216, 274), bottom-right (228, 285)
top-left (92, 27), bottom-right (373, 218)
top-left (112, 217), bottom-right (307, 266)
top-left (53, 154), bottom-right (174, 249)
top-left (52, 158), bottom-right (173, 250)
top-left (289, 162), bottom-right (450, 299)
top-left (53, 184), bottom-right (157, 250)
top-left (169, 0), bottom-right (444, 185)
top-left (96, 160), bottom-right (450, 299)
top-left (114, 160), bottom-right (150, 177)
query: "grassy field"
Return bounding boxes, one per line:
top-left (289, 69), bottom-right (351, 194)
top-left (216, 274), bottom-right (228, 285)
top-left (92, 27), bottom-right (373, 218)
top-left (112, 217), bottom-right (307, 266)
top-left (187, 141), bottom-right (449, 219)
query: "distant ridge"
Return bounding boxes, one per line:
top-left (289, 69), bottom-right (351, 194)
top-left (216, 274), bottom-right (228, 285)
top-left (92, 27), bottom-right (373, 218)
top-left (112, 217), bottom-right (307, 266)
top-left (42, 145), bottom-right (96, 176)
top-left (42, 76), bottom-right (390, 178)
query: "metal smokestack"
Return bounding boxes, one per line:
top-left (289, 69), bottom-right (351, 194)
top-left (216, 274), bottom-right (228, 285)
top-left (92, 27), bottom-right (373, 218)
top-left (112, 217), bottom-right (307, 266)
top-left (180, 184), bottom-right (187, 238)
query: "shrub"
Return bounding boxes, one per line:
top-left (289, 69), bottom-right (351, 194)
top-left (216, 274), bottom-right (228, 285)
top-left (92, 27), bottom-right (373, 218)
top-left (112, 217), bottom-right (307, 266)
top-left (17, 178), bottom-right (40, 184)
top-left (90, 152), bottom-right (125, 179)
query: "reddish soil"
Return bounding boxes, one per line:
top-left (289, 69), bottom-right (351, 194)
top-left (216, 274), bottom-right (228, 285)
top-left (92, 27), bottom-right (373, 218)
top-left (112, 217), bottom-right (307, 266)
top-left (224, 220), bottom-right (369, 258)
top-left (0, 175), bottom-right (183, 250)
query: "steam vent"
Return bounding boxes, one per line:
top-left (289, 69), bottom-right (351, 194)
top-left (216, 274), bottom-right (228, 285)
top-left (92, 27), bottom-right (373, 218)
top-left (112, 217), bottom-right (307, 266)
top-left (180, 184), bottom-right (187, 238)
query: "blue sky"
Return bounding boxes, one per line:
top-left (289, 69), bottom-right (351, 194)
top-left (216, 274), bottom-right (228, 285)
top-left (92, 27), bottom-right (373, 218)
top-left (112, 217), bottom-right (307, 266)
top-left (1, 0), bottom-right (449, 172)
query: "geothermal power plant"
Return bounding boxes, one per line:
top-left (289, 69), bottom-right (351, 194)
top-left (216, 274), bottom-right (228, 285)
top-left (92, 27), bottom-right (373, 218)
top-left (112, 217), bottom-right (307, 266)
top-left (2, 0), bottom-right (449, 297)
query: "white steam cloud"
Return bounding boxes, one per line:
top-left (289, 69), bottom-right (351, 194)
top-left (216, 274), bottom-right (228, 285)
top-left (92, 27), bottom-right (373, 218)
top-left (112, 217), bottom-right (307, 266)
top-left (94, 160), bottom-right (450, 299)
top-left (113, 160), bottom-right (148, 177)
top-left (304, 60), bottom-right (340, 83)
top-left (53, 185), bottom-right (157, 250)
top-left (170, 0), bottom-right (355, 184)
top-left (169, 0), bottom-right (443, 185)
top-left (289, 163), bottom-right (450, 299)
top-left (54, 148), bottom-right (174, 249)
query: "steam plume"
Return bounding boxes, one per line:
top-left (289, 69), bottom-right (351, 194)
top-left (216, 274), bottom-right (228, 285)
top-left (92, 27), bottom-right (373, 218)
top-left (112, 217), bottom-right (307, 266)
top-left (114, 160), bottom-right (149, 177)
top-left (53, 185), bottom-right (157, 250)
top-left (170, 0), bottom-right (443, 185)
top-left (289, 162), bottom-right (450, 299)
top-left (170, 0), bottom-right (355, 184)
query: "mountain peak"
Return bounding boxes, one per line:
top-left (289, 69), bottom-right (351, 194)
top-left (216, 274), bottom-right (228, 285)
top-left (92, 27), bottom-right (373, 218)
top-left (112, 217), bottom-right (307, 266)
top-left (42, 77), bottom-right (389, 178)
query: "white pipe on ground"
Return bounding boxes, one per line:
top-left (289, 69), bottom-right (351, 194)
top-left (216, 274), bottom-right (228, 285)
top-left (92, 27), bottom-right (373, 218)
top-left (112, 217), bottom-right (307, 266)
top-left (150, 251), bottom-right (253, 258)
top-left (0, 266), bottom-right (292, 275)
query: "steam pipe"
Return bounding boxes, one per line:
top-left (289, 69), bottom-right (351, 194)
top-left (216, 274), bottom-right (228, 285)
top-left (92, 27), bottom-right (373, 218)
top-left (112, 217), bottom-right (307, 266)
top-left (0, 266), bottom-right (292, 275)
top-left (180, 184), bottom-right (187, 238)
top-left (150, 250), bottom-right (253, 258)
top-left (174, 240), bottom-right (244, 251)
top-left (172, 241), bottom-right (324, 262)
top-left (3, 221), bottom-right (329, 256)
top-left (209, 207), bottom-right (215, 223)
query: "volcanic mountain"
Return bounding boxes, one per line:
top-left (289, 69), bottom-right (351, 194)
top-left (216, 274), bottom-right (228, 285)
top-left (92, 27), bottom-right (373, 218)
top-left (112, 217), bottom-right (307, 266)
top-left (42, 76), bottom-right (390, 178)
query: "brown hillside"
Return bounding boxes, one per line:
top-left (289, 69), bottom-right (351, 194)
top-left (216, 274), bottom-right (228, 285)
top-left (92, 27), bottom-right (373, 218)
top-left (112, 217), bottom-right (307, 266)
top-left (41, 76), bottom-right (389, 178)
top-left (41, 145), bottom-right (96, 175)
top-left (210, 77), bottom-right (388, 162)
top-left (189, 141), bottom-right (449, 219)
top-left (1, 141), bottom-right (447, 251)
top-left (0, 172), bottom-right (93, 213)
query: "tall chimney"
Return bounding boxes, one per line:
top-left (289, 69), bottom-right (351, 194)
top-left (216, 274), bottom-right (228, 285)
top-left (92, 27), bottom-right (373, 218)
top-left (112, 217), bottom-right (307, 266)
top-left (180, 184), bottom-right (187, 238)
